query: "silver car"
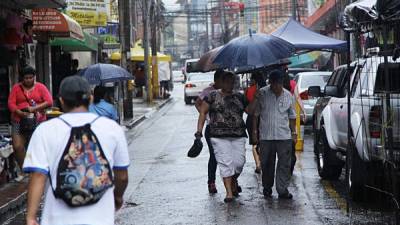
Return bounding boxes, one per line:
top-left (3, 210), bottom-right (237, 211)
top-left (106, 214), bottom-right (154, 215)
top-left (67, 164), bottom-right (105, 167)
top-left (184, 72), bottom-right (214, 104)
top-left (294, 71), bottom-right (331, 124)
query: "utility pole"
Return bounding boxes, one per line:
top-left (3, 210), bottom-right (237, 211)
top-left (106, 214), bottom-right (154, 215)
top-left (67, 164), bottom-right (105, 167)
top-left (150, 0), bottom-right (159, 98)
top-left (143, 0), bottom-right (152, 102)
top-left (118, 0), bottom-right (132, 119)
top-left (205, 5), bottom-right (210, 52)
top-left (292, 0), bottom-right (297, 20)
top-left (186, 1), bottom-right (193, 58)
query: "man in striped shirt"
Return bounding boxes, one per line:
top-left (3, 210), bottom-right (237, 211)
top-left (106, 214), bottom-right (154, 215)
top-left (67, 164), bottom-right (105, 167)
top-left (252, 69), bottom-right (297, 199)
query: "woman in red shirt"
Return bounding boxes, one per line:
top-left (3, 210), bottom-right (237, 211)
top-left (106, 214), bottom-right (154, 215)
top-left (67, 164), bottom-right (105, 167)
top-left (8, 66), bottom-right (53, 172)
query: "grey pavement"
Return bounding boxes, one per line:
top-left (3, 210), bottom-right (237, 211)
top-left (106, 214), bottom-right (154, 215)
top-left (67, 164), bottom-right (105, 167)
top-left (3, 84), bottom-right (396, 225)
top-left (116, 84), bottom-right (348, 225)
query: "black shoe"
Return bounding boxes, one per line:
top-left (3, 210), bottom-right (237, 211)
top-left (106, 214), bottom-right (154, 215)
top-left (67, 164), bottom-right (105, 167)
top-left (224, 197), bottom-right (234, 203)
top-left (278, 193), bottom-right (293, 199)
top-left (208, 181), bottom-right (218, 194)
top-left (263, 189), bottom-right (272, 198)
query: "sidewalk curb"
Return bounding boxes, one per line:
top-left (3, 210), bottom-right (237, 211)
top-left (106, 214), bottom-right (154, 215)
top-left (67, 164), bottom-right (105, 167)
top-left (0, 191), bottom-right (27, 224)
top-left (125, 97), bottom-right (173, 130)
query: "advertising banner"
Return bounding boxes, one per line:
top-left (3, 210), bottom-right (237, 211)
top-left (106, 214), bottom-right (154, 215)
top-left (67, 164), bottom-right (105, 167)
top-left (66, 0), bottom-right (109, 27)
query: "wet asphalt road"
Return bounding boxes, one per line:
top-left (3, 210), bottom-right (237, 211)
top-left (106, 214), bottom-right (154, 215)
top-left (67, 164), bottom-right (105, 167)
top-left (116, 84), bottom-right (396, 225)
top-left (3, 83), bottom-right (396, 225)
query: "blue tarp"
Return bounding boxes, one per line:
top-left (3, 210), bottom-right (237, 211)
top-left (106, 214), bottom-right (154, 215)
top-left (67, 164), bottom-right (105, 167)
top-left (272, 18), bottom-right (347, 52)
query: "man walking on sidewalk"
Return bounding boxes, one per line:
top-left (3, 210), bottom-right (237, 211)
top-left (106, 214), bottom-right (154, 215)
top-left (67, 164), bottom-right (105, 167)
top-left (195, 69), bottom-right (223, 194)
top-left (23, 76), bottom-right (130, 225)
top-left (250, 69), bottom-right (297, 199)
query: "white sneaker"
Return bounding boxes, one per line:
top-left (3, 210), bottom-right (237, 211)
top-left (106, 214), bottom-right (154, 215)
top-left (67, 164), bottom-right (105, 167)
top-left (14, 174), bottom-right (26, 182)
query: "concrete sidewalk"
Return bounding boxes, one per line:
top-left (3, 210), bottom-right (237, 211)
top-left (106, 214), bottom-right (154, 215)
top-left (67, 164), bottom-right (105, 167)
top-left (0, 97), bottom-right (173, 224)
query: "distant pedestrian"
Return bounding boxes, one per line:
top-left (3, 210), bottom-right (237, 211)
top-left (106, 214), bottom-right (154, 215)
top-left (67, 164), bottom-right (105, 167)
top-left (70, 59), bottom-right (79, 75)
top-left (23, 76), bottom-right (129, 225)
top-left (196, 71), bottom-right (248, 203)
top-left (195, 69), bottom-right (223, 194)
top-left (249, 69), bottom-right (296, 199)
top-left (8, 66), bottom-right (52, 180)
top-left (89, 85), bottom-right (119, 121)
top-left (245, 72), bottom-right (265, 174)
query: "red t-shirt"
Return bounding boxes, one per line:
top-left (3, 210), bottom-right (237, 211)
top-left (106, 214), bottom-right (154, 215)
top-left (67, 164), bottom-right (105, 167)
top-left (245, 85), bottom-right (257, 102)
top-left (8, 82), bottom-right (53, 123)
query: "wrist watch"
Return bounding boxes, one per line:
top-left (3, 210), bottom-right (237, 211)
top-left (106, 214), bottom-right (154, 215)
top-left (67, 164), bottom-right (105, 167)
top-left (291, 131), bottom-right (297, 135)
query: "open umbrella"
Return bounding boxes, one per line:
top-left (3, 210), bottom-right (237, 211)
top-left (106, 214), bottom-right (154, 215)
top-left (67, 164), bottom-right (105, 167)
top-left (213, 33), bottom-right (295, 72)
top-left (196, 46), bottom-right (224, 72)
top-left (78, 63), bottom-right (133, 85)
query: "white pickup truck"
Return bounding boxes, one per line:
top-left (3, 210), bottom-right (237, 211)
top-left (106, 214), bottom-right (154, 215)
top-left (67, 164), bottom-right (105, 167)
top-left (309, 55), bottom-right (400, 200)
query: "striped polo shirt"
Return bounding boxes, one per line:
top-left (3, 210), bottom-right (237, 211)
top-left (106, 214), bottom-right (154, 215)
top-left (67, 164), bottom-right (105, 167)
top-left (255, 86), bottom-right (296, 140)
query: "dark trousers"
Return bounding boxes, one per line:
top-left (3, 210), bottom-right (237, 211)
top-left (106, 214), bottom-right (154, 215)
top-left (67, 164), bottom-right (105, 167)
top-left (291, 144), bottom-right (296, 175)
top-left (205, 125), bottom-right (217, 183)
top-left (259, 140), bottom-right (292, 195)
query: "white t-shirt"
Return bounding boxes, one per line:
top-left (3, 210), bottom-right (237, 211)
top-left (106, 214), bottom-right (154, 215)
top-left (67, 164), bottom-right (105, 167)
top-left (23, 112), bottom-right (130, 225)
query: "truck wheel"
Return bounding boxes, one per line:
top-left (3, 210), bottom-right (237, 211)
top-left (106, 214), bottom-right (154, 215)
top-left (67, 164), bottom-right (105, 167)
top-left (316, 127), bottom-right (343, 180)
top-left (348, 139), bottom-right (367, 202)
top-left (184, 96), bottom-right (191, 105)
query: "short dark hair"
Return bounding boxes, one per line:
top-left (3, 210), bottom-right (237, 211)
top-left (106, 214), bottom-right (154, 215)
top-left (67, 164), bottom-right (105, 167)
top-left (214, 69), bottom-right (224, 82)
top-left (221, 71), bottom-right (235, 81)
top-left (269, 69), bottom-right (284, 83)
top-left (251, 71), bottom-right (266, 88)
top-left (93, 86), bottom-right (107, 104)
top-left (62, 96), bottom-right (91, 110)
top-left (21, 66), bottom-right (36, 77)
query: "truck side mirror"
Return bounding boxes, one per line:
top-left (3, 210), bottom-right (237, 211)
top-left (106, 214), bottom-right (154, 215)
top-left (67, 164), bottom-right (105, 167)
top-left (324, 85), bottom-right (340, 97)
top-left (308, 86), bottom-right (322, 97)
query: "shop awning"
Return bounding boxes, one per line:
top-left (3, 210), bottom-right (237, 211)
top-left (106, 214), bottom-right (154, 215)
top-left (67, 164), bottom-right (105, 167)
top-left (131, 47), bottom-right (172, 62)
top-left (343, 0), bottom-right (400, 29)
top-left (50, 31), bottom-right (98, 51)
top-left (130, 40), bottom-right (172, 62)
top-left (32, 8), bottom-right (84, 40)
top-left (272, 18), bottom-right (347, 52)
top-left (1, 0), bottom-right (66, 9)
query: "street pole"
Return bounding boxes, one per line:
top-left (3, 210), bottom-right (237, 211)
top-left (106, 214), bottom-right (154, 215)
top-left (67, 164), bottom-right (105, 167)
top-left (143, 0), bottom-right (152, 102)
top-left (205, 5), bottom-right (210, 52)
top-left (291, 0), bottom-right (297, 20)
top-left (186, 1), bottom-right (193, 58)
top-left (150, 0), bottom-right (159, 98)
top-left (118, 0), bottom-right (132, 120)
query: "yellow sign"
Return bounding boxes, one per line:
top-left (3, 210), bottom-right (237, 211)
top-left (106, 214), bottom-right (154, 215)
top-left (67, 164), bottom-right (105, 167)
top-left (66, 0), bottom-right (109, 27)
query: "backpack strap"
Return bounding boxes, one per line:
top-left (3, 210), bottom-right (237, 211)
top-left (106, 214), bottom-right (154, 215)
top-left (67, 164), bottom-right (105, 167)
top-left (89, 116), bottom-right (101, 124)
top-left (58, 116), bottom-right (100, 127)
top-left (58, 117), bottom-right (72, 127)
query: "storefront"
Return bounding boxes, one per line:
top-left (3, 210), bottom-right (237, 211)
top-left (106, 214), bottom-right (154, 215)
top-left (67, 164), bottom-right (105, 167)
top-left (50, 31), bottom-right (99, 99)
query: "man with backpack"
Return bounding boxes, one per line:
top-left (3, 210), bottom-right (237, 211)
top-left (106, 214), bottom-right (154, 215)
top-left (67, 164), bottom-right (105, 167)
top-left (23, 76), bottom-right (130, 225)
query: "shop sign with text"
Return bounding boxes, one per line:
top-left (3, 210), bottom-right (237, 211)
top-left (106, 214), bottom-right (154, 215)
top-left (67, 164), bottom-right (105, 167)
top-left (66, 0), bottom-right (109, 27)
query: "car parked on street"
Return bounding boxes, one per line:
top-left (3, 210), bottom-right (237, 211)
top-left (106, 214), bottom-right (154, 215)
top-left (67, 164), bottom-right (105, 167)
top-left (293, 71), bottom-right (331, 124)
top-left (172, 70), bottom-right (185, 83)
top-left (184, 72), bottom-right (214, 104)
top-left (309, 56), bottom-right (400, 201)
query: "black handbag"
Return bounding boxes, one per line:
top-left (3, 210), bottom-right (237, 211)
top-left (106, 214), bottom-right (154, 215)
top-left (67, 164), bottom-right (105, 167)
top-left (187, 139), bottom-right (203, 158)
top-left (19, 85), bottom-right (37, 134)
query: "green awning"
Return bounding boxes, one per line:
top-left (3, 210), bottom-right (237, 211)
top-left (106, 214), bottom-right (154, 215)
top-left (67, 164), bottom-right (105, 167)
top-left (50, 31), bottom-right (98, 52)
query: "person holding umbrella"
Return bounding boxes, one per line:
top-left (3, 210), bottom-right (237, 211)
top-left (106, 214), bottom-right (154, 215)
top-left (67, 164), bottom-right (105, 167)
top-left (196, 71), bottom-right (248, 203)
top-left (89, 86), bottom-right (118, 122)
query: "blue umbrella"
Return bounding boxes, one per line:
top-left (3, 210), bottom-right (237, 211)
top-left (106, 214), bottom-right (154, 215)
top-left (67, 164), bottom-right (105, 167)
top-left (212, 33), bottom-right (295, 72)
top-left (78, 63), bottom-right (133, 85)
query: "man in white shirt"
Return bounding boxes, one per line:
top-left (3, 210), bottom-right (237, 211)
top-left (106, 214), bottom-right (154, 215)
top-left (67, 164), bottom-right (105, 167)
top-left (23, 76), bottom-right (130, 225)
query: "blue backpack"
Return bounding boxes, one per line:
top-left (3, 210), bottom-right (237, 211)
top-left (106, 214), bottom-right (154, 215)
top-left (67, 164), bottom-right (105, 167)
top-left (50, 117), bottom-right (114, 207)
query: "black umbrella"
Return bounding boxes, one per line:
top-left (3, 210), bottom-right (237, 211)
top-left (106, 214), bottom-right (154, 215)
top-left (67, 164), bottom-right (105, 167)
top-left (212, 33), bottom-right (295, 73)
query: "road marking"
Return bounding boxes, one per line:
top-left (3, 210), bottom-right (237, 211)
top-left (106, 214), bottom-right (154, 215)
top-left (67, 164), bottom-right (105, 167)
top-left (321, 180), bottom-right (348, 214)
